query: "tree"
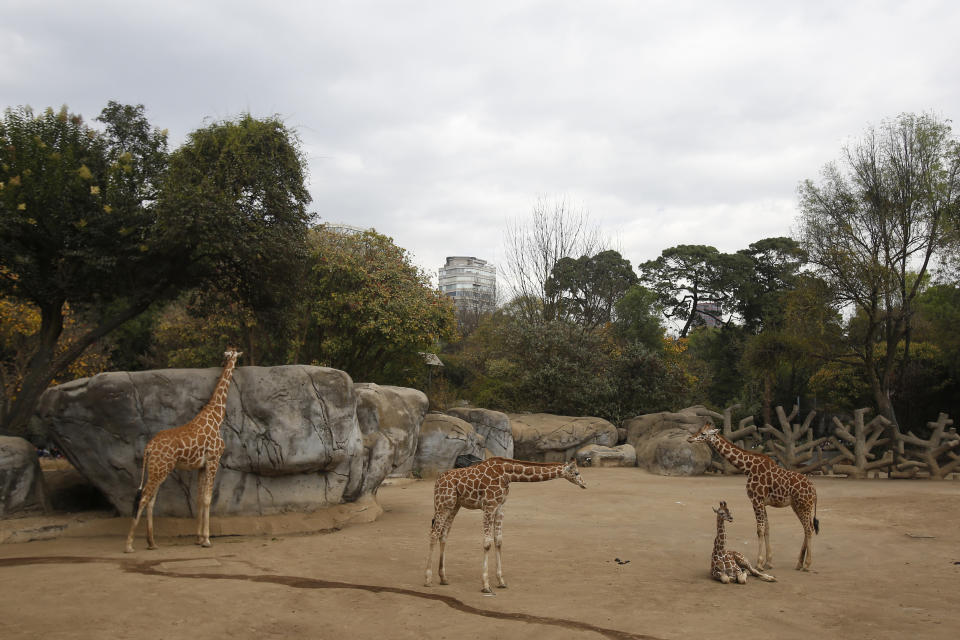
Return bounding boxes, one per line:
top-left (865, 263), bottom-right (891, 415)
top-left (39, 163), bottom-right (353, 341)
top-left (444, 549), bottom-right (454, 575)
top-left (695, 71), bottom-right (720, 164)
top-left (501, 197), bottom-right (604, 323)
top-left (639, 245), bottom-right (750, 337)
top-left (796, 112), bottom-right (960, 426)
top-left (0, 105), bottom-right (313, 434)
top-left (159, 113), bottom-right (312, 364)
top-left (735, 237), bottom-right (807, 333)
top-left (301, 226), bottom-right (458, 385)
top-left (0, 104), bottom-right (171, 434)
top-left (612, 284), bottom-right (665, 350)
top-left (545, 249), bottom-right (638, 329)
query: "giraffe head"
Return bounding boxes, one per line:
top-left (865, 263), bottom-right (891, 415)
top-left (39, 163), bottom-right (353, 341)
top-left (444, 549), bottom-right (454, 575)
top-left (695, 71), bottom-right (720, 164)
top-left (687, 421), bottom-right (719, 444)
top-left (713, 500), bottom-right (733, 522)
top-left (562, 460), bottom-right (587, 489)
top-left (224, 346), bottom-right (243, 362)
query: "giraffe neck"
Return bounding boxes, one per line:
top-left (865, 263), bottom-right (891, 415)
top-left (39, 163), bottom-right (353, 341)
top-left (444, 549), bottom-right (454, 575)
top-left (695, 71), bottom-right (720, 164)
top-left (713, 516), bottom-right (727, 556)
top-left (708, 434), bottom-right (752, 473)
top-left (200, 356), bottom-right (238, 428)
top-left (499, 460), bottom-right (565, 483)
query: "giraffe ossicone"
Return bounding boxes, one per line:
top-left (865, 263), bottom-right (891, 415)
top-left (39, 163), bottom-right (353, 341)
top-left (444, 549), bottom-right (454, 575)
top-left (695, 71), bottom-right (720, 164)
top-left (424, 456), bottom-right (586, 593)
top-left (124, 347), bottom-right (242, 553)
top-left (710, 500), bottom-right (776, 584)
top-left (689, 421), bottom-right (819, 571)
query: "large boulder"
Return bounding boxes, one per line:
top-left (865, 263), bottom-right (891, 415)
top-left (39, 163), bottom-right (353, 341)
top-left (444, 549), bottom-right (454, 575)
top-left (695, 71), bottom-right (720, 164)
top-left (38, 365), bottom-right (368, 517)
top-left (445, 407), bottom-right (513, 458)
top-left (413, 412), bottom-right (484, 475)
top-left (625, 407), bottom-right (713, 475)
top-left (575, 443), bottom-right (637, 468)
top-left (352, 383), bottom-right (428, 496)
top-left (508, 413), bottom-right (618, 462)
top-left (623, 409), bottom-right (705, 446)
top-left (0, 436), bottom-right (50, 517)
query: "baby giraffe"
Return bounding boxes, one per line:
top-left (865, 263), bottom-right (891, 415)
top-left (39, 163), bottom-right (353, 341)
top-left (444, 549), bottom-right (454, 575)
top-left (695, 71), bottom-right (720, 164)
top-left (711, 500), bottom-right (776, 584)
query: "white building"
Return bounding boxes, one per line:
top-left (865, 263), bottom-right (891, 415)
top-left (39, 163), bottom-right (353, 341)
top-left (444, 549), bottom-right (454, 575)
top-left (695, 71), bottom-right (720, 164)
top-left (438, 256), bottom-right (497, 313)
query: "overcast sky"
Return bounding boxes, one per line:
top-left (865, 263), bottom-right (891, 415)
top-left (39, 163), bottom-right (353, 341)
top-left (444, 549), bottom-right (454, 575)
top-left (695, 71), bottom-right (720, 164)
top-left (4, 1), bottom-right (960, 284)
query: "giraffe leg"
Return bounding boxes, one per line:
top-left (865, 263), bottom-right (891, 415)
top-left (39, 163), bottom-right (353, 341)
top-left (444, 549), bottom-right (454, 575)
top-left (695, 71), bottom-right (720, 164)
top-left (424, 510), bottom-right (446, 587)
top-left (125, 458), bottom-right (167, 552)
top-left (437, 505), bottom-right (458, 585)
top-left (480, 507), bottom-right (495, 593)
top-left (494, 505), bottom-right (507, 588)
top-left (198, 463), bottom-right (218, 547)
top-left (731, 550), bottom-right (776, 582)
top-left (752, 502), bottom-right (771, 569)
top-left (146, 493), bottom-right (159, 550)
top-left (196, 467), bottom-right (207, 545)
top-left (719, 573), bottom-right (731, 584)
top-left (124, 488), bottom-right (153, 553)
top-left (141, 464), bottom-right (168, 551)
top-left (736, 569), bottom-right (747, 584)
top-left (793, 503), bottom-right (814, 570)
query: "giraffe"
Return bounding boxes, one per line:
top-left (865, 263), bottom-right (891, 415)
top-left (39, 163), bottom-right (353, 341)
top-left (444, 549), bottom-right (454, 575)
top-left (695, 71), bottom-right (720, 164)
top-left (688, 422), bottom-right (819, 571)
top-left (424, 456), bottom-right (587, 593)
top-left (710, 500), bottom-right (776, 584)
top-left (124, 347), bottom-right (242, 553)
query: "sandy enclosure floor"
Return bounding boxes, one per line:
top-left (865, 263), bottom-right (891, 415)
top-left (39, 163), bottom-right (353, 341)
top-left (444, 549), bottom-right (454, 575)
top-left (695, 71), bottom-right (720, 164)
top-left (1, 469), bottom-right (958, 640)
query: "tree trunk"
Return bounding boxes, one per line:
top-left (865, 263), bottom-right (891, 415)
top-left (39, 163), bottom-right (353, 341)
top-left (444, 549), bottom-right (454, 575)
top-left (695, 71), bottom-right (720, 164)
top-left (1, 301), bottom-right (64, 435)
top-left (1, 297), bottom-right (157, 435)
top-left (762, 374), bottom-right (773, 427)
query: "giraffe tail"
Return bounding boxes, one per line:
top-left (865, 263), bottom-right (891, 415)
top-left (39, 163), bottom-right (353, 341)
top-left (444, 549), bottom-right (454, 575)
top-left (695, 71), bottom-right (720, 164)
top-left (814, 496), bottom-right (820, 534)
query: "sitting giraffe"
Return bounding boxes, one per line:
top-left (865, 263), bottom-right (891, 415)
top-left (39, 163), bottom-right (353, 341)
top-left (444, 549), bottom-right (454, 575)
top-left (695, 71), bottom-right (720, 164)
top-left (710, 500), bottom-right (776, 584)
top-left (124, 347), bottom-right (242, 553)
top-left (424, 456), bottom-right (587, 593)
top-left (688, 421), bottom-right (819, 571)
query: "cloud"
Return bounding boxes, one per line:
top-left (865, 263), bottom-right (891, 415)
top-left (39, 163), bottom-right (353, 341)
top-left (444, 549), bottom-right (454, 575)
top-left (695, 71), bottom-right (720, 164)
top-left (4, 0), bottom-right (960, 283)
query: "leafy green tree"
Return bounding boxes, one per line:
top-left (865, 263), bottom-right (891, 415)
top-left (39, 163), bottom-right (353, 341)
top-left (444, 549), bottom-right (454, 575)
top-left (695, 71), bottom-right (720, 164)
top-left (613, 284), bottom-right (665, 350)
top-left (684, 324), bottom-right (749, 408)
top-left (300, 226), bottom-right (458, 385)
top-left (545, 249), bottom-right (638, 329)
top-left (159, 113), bottom-right (312, 364)
top-left (796, 112), bottom-right (960, 426)
top-left (451, 297), bottom-right (690, 422)
top-left (735, 237), bottom-right (807, 333)
top-left (639, 244), bottom-right (750, 337)
top-left (0, 104), bottom-right (171, 434)
top-left (809, 340), bottom-right (946, 429)
top-left (0, 105), bottom-right (313, 434)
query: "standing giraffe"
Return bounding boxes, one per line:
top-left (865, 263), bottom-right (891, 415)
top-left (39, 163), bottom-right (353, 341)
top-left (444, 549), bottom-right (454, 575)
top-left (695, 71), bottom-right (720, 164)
top-left (710, 500), bottom-right (776, 584)
top-left (424, 456), bottom-right (587, 593)
top-left (688, 422), bottom-right (819, 571)
top-left (124, 347), bottom-right (242, 553)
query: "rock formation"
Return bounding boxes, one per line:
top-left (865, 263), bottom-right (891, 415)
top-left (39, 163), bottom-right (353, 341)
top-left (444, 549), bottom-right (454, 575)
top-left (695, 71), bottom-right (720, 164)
top-left (445, 407), bottom-right (513, 458)
top-left (38, 365), bottom-right (369, 517)
top-left (0, 436), bottom-right (50, 516)
top-left (624, 407), bottom-right (713, 476)
top-left (352, 383), bottom-right (428, 496)
top-left (575, 443), bottom-right (637, 467)
top-left (413, 412), bottom-right (484, 475)
top-left (508, 413), bottom-right (618, 462)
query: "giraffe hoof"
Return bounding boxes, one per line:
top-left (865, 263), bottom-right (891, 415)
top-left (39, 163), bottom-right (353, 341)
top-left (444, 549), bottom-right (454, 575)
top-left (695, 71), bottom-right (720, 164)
top-left (439, 579), bottom-right (449, 585)
top-left (124, 546), bottom-right (134, 554)
top-left (201, 540), bottom-right (212, 548)
top-left (147, 545), bottom-right (157, 551)
top-left (481, 587), bottom-right (493, 594)
top-left (497, 583), bottom-right (508, 589)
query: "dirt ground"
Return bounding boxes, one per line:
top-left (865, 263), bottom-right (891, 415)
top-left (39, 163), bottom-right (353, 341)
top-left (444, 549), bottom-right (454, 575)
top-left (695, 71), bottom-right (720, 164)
top-left (1, 468), bottom-right (958, 640)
